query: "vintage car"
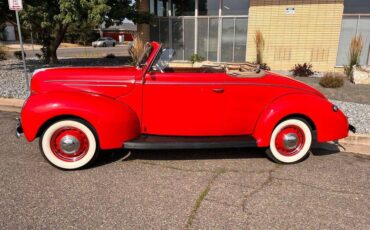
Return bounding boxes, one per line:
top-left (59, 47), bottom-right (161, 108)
top-left (17, 41), bottom-right (354, 170)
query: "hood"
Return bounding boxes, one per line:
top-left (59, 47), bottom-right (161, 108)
top-left (31, 66), bottom-right (140, 98)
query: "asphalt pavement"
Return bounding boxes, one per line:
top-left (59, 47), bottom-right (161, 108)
top-left (0, 111), bottom-right (369, 229)
top-left (24, 45), bottom-right (129, 59)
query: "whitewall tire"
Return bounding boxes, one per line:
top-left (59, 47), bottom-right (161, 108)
top-left (40, 119), bottom-right (99, 170)
top-left (267, 119), bottom-right (312, 164)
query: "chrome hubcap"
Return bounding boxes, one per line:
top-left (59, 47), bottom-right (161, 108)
top-left (283, 133), bottom-right (299, 150)
top-left (60, 135), bottom-right (80, 154)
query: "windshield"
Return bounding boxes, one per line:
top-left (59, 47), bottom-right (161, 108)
top-left (136, 43), bottom-right (153, 68)
top-left (152, 47), bottom-right (175, 72)
top-left (98, 38), bottom-right (106, 41)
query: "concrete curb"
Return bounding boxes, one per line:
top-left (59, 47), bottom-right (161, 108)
top-left (0, 98), bottom-right (24, 112)
top-left (0, 97), bottom-right (369, 155)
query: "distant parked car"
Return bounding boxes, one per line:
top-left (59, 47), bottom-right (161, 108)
top-left (92, 37), bottom-right (116, 47)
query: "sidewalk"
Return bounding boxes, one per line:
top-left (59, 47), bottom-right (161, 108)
top-left (1, 97), bottom-right (368, 156)
top-left (2, 42), bottom-right (128, 51)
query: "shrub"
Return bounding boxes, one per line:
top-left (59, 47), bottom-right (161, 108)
top-left (259, 63), bottom-right (271, 71)
top-left (344, 35), bottom-right (363, 78)
top-left (190, 54), bottom-right (205, 64)
top-left (14, 50), bottom-right (26, 60)
top-left (319, 72), bottom-right (345, 88)
top-left (0, 46), bottom-right (6, 61)
top-left (254, 30), bottom-right (265, 65)
top-left (105, 53), bottom-right (116, 58)
top-left (290, 63), bottom-right (314, 77)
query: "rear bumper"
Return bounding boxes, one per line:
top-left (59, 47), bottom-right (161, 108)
top-left (16, 118), bottom-right (23, 138)
top-left (349, 124), bottom-right (356, 133)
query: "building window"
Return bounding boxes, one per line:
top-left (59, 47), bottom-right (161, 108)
top-left (150, 0), bottom-right (170, 16)
top-left (221, 18), bottom-right (234, 62)
top-left (336, 16), bottom-right (370, 66)
top-left (344, 0), bottom-right (370, 14)
top-left (198, 0), bottom-right (220, 16)
top-left (172, 18), bottom-right (184, 59)
top-left (171, 0), bottom-right (195, 16)
top-left (222, 0), bottom-right (250, 15)
top-left (234, 18), bottom-right (248, 62)
top-left (150, 0), bottom-right (249, 62)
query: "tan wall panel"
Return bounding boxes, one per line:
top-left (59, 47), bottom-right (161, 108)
top-left (247, 0), bottom-right (344, 71)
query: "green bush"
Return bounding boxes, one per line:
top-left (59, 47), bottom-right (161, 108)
top-left (290, 63), bottom-right (314, 77)
top-left (14, 50), bottom-right (26, 60)
top-left (319, 72), bottom-right (345, 88)
top-left (190, 54), bottom-right (205, 64)
top-left (0, 46), bottom-right (7, 61)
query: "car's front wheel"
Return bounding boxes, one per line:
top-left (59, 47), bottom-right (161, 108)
top-left (266, 118), bottom-right (312, 164)
top-left (40, 119), bottom-right (99, 170)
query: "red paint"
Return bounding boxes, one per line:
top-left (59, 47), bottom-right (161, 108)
top-left (20, 41), bottom-right (349, 151)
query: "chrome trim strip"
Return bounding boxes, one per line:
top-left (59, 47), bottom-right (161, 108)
top-left (63, 84), bottom-right (128, 87)
top-left (144, 82), bottom-right (271, 86)
top-left (46, 79), bottom-right (135, 83)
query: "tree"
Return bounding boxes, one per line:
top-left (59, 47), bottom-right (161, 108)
top-left (20, 0), bottom-right (153, 64)
top-left (0, 0), bottom-right (15, 40)
top-left (105, 0), bottom-right (153, 26)
top-left (19, 0), bottom-right (110, 63)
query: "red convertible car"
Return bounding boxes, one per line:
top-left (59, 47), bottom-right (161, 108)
top-left (17, 41), bottom-right (353, 170)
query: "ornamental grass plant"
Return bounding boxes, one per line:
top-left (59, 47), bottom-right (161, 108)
top-left (129, 35), bottom-right (145, 64)
top-left (344, 35), bottom-right (363, 77)
top-left (254, 30), bottom-right (265, 65)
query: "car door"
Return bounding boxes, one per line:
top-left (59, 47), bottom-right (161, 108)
top-left (142, 71), bottom-right (226, 136)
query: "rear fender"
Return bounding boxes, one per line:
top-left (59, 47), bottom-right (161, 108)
top-left (252, 93), bottom-right (348, 147)
top-left (21, 92), bottom-right (140, 149)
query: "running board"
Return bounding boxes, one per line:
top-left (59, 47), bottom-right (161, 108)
top-left (123, 135), bottom-right (257, 150)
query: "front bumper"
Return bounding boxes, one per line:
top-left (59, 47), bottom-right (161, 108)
top-left (16, 118), bottom-right (23, 138)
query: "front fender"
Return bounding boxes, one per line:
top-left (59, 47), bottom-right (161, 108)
top-left (252, 93), bottom-right (349, 147)
top-left (21, 92), bottom-right (140, 149)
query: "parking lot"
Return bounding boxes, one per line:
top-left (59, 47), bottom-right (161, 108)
top-left (1, 111), bottom-right (369, 229)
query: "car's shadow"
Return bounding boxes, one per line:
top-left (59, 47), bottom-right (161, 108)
top-left (92, 142), bottom-right (342, 168)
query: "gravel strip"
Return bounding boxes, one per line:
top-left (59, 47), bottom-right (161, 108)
top-left (331, 100), bottom-right (370, 134)
top-left (0, 58), bottom-right (131, 99)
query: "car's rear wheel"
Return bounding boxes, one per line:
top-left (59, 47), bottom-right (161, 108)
top-left (40, 119), bottom-right (99, 170)
top-left (266, 118), bottom-right (312, 164)
top-left (103, 43), bottom-right (107, 47)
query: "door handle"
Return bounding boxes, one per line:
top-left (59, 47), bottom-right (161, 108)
top-left (212, 88), bottom-right (224, 93)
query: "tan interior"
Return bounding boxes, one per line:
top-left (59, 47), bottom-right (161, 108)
top-left (161, 63), bottom-right (266, 78)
